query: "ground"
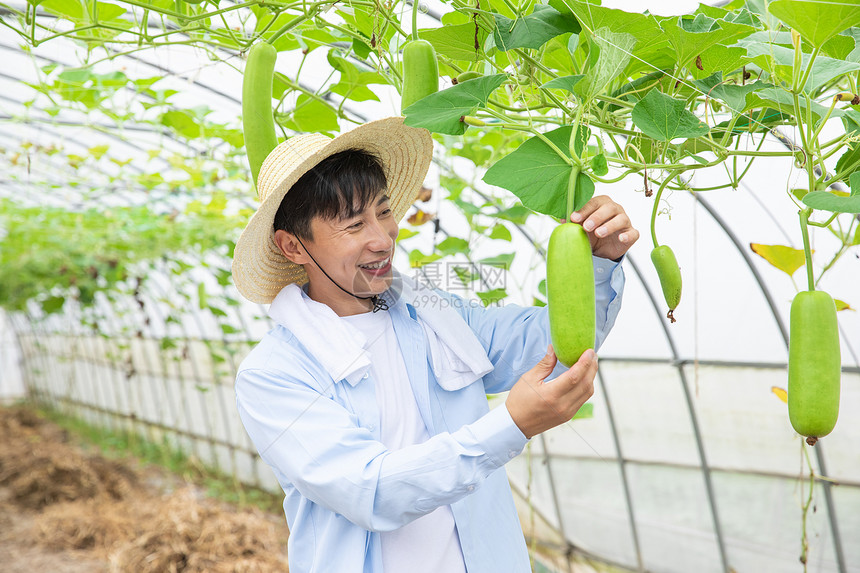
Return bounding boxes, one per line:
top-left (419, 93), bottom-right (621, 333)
top-left (0, 403), bottom-right (290, 572)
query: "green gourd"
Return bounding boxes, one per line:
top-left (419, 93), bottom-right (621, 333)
top-left (650, 245), bottom-right (682, 323)
top-left (401, 40), bottom-right (439, 111)
top-left (242, 41), bottom-right (279, 190)
top-left (454, 71), bottom-right (482, 84)
top-left (547, 223), bottom-right (595, 367)
top-left (788, 290), bottom-right (841, 445)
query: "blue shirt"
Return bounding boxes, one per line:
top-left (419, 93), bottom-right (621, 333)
top-left (235, 258), bottom-right (624, 573)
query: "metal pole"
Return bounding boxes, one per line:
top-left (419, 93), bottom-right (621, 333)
top-left (628, 254), bottom-right (731, 573)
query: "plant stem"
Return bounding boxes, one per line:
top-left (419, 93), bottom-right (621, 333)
top-left (799, 441), bottom-right (816, 572)
top-left (566, 164), bottom-right (581, 220)
top-left (650, 170), bottom-right (680, 249)
top-left (799, 208), bottom-right (815, 292)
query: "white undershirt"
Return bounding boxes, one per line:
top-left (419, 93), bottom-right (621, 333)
top-left (341, 310), bottom-right (467, 573)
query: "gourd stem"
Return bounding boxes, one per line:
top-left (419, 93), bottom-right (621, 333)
top-left (650, 170), bottom-right (679, 249)
top-left (411, 0), bottom-right (418, 41)
top-left (566, 165), bottom-right (581, 222)
top-left (799, 208), bottom-right (815, 292)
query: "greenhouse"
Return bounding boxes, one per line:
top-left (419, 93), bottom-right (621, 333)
top-left (1, 0), bottom-right (858, 571)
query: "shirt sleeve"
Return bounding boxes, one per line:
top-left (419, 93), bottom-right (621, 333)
top-left (236, 363), bottom-right (529, 533)
top-left (450, 255), bottom-right (625, 394)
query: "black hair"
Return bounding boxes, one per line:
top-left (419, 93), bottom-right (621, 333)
top-left (272, 148), bottom-right (388, 240)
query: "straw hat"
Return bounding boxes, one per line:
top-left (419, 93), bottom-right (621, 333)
top-left (231, 117), bottom-right (434, 304)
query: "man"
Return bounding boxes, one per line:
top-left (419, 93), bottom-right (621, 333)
top-left (232, 117), bottom-right (638, 573)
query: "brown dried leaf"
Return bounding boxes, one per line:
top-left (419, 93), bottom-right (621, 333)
top-left (407, 209), bottom-right (435, 226)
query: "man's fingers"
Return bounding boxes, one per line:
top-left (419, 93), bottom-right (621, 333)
top-left (550, 348), bottom-right (597, 387)
top-left (522, 345), bottom-right (558, 383)
top-left (569, 195), bottom-right (612, 223)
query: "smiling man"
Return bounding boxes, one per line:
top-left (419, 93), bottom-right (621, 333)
top-left (231, 117), bottom-right (638, 573)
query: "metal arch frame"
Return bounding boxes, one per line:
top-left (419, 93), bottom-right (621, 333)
top-left (626, 253), bottom-right (730, 572)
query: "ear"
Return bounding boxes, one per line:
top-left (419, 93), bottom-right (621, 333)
top-left (274, 229), bottom-right (311, 265)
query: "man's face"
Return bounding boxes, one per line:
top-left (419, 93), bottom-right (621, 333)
top-left (297, 191), bottom-right (398, 314)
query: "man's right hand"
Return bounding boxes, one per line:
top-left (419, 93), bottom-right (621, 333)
top-left (504, 345), bottom-right (597, 439)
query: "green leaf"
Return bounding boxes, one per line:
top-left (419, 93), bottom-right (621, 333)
top-left (631, 90), bottom-right (710, 141)
top-left (288, 94), bottom-right (339, 133)
top-left (479, 253), bottom-right (515, 269)
top-left (476, 288), bottom-right (508, 306)
top-left (738, 39), bottom-right (860, 94)
top-left (493, 5), bottom-right (580, 52)
top-left (541, 74), bottom-right (584, 94)
top-left (835, 143), bottom-right (860, 181)
top-left (752, 87), bottom-right (844, 122)
top-left (436, 236), bottom-right (471, 256)
top-left (484, 127), bottom-right (594, 219)
top-left (660, 12), bottom-right (753, 72)
top-left (328, 54), bottom-right (382, 102)
top-left (40, 295), bottom-right (66, 314)
top-left (749, 243), bottom-right (808, 276)
top-left (220, 323), bottom-right (240, 335)
top-left (802, 172), bottom-right (860, 213)
top-left (692, 44), bottom-right (747, 80)
top-left (421, 24), bottom-right (487, 61)
top-left (160, 110), bottom-right (203, 139)
top-left (574, 28), bottom-right (636, 102)
top-left (403, 74), bottom-right (507, 135)
top-left (560, 0), bottom-right (671, 76)
top-left (571, 401), bottom-right (594, 420)
top-left (494, 203), bottom-right (532, 225)
top-left (409, 249), bottom-right (443, 268)
top-left (590, 153), bottom-right (608, 176)
top-left (88, 144), bottom-right (110, 160)
top-left (769, 0), bottom-right (860, 48)
top-left (691, 72), bottom-right (765, 114)
top-left (397, 228), bottom-right (419, 241)
top-left (197, 281), bottom-right (208, 310)
top-left (489, 223), bottom-right (512, 241)
top-left (541, 36), bottom-right (578, 75)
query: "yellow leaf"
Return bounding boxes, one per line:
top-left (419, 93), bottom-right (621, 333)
top-left (750, 243), bottom-right (810, 276)
top-left (771, 386), bottom-right (788, 404)
top-left (835, 299), bottom-right (854, 311)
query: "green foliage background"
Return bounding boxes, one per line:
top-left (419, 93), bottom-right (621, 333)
top-left (1, 0), bottom-right (860, 314)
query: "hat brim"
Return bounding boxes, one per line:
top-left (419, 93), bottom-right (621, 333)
top-left (232, 117), bottom-right (434, 304)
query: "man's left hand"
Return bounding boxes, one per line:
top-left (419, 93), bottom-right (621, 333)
top-left (566, 196), bottom-right (639, 261)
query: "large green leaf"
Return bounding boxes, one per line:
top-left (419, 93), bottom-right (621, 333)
top-left (328, 53), bottom-right (381, 102)
top-left (287, 94), bottom-right (339, 133)
top-left (41, 0), bottom-right (126, 22)
top-left (752, 87), bottom-right (846, 122)
top-left (631, 89), bottom-right (710, 141)
top-left (738, 39), bottom-right (860, 94)
top-left (551, 0), bottom-right (670, 76)
top-left (541, 36), bottom-right (578, 75)
top-left (691, 45), bottom-right (747, 80)
top-left (769, 0), bottom-right (860, 48)
top-left (541, 74), bottom-right (584, 94)
top-left (403, 74), bottom-right (507, 135)
top-left (803, 172), bottom-right (860, 213)
top-left (660, 12), bottom-right (754, 71)
top-left (573, 28), bottom-right (635, 102)
top-left (835, 143), bottom-right (860, 180)
top-left (483, 126), bottom-right (594, 219)
top-left (421, 23), bottom-right (488, 61)
top-left (691, 72), bottom-right (765, 114)
top-left (493, 5), bottom-right (580, 51)
top-left (161, 110), bottom-right (203, 139)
